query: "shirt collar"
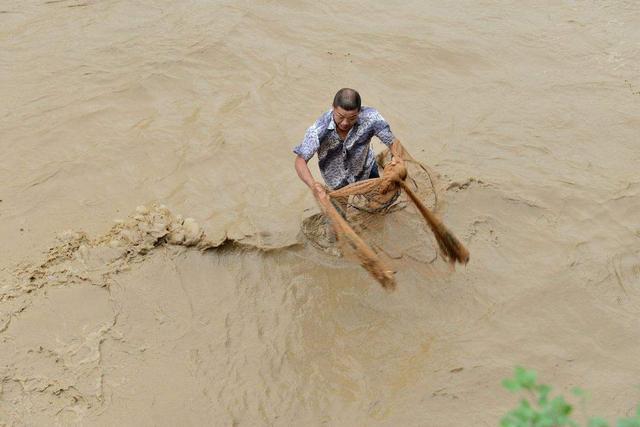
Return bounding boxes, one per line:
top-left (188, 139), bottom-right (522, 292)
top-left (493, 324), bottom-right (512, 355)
top-left (327, 114), bottom-right (336, 130)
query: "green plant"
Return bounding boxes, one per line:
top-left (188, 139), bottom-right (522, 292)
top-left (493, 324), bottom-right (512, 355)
top-left (501, 366), bottom-right (640, 427)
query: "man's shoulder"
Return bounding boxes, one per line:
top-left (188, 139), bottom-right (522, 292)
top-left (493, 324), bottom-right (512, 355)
top-left (358, 106), bottom-right (386, 122)
top-left (360, 106), bottom-right (378, 114)
top-left (314, 110), bottom-right (333, 127)
top-left (305, 110), bottom-right (332, 135)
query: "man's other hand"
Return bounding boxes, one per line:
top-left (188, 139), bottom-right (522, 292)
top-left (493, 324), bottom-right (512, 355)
top-left (390, 157), bottom-right (407, 176)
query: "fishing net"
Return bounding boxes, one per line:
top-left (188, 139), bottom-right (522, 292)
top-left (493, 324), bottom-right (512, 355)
top-left (301, 142), bottom-right (468, 290)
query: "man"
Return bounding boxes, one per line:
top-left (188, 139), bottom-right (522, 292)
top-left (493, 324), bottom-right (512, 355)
top-left (293, 88), bottom-right (403, 201)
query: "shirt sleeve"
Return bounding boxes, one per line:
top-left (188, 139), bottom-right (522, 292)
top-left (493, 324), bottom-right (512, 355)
top-left (293, 114), bottom-right (326, 161)
top-left (372, 110), bottom-right (396, 147)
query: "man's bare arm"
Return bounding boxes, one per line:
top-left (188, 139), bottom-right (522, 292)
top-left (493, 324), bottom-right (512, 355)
top-left (294, 155), bottom-right (327, 198)
top-left (294, 155), bottom-right (315, 189)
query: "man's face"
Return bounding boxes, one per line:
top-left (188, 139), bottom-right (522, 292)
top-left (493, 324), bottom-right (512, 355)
top-left (332, 106), bottom-right (359, 133)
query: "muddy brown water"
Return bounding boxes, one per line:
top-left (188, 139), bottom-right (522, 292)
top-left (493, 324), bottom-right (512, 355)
top-left (1, 1), bottom-right (639, 425)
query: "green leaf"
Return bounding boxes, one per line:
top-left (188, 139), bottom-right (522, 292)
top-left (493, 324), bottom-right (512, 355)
top-left (503, 378), bottom-right (521, 392)
top-left (538, 384), bottom-right (551, 405)
top-left (550, 396), bottom-right (573, 416)
top-left (512, 400), bottom-right (534, 421)
top-left (514, 366), bottom-right (538, 390)
top-left (499, 417), bottom-right (514, 427)
top-left (572, 387), bottom-right (586, 398)
top-left (537, 416), bottom-right (555, 427)
top-left (502, 407), bottom-right (531, 426)
top-left (588, 417), bottom-right (609, 427)
top-left (500, 366), bottom-right (640, 427)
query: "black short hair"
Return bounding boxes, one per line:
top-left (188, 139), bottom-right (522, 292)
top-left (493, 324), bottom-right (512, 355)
top-left (333, 88), bottom-right (361, 111)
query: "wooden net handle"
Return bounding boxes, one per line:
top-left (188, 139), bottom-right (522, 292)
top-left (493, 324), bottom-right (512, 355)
top-left (312, 191), bottom-right (396, 290)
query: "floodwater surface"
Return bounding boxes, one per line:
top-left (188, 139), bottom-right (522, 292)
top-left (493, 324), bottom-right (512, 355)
top-left (1, 1), bottom-right (639, 425)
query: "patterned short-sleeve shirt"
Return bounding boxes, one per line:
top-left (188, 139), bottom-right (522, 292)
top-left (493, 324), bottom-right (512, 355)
top-left (293, 106), bottom-right (395, 190)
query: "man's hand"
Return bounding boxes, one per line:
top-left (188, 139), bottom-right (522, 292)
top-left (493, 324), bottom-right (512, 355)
top-left (389, 157), bottom-right (407, 179)
top-left (380, 156), bottom-right (407, 194)
top-left (312, 182), bottom-right (328, 200)
top-left (390, 156), bottom-right (404, 167)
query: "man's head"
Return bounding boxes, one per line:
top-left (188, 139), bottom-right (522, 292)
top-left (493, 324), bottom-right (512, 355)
top-left (332, 88), bottom-right (361, 133)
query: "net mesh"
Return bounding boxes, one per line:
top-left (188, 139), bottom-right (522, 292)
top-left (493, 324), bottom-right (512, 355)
top-left (301, 142), bottom-right (462, 289)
